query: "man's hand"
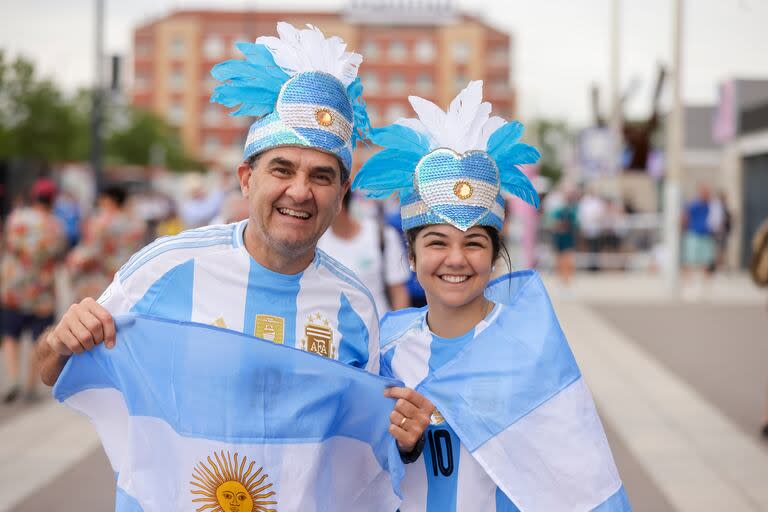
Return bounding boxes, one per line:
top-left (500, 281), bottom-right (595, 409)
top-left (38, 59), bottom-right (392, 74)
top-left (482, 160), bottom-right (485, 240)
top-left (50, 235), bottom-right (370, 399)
top-left (384, 386), bottom-right (434, 453)
top-left (46, 297), bottom-right (116, 355)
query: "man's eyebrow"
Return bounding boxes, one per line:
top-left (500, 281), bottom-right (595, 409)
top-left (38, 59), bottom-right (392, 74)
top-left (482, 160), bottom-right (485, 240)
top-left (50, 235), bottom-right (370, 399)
top-left (267, 157), bottom-right (296, 168)
top-left (310, 165), bottom-right (338, 176)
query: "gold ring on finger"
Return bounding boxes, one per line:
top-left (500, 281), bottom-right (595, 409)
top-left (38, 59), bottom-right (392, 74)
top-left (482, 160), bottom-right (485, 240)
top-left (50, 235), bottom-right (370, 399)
top-left (400, 416), bottom-right (407, 428)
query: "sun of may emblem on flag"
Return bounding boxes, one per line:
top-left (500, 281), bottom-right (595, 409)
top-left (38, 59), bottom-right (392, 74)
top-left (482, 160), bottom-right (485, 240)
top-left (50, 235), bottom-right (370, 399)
top-left (190, 450), bottom-right (277, 512)
top-left (301, 312), bottom-right (336, 359)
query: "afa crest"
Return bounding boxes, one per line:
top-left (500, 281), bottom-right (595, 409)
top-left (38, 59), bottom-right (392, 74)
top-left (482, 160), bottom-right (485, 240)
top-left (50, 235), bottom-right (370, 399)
top-left (301, 312), bottom-right (336, 359)
top-left (430, 409), bottom-right (446, 425)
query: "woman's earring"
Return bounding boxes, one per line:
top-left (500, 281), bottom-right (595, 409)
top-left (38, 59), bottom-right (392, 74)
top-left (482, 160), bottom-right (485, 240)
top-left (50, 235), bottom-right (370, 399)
top-left (492, 265), bottom-right (497, 272)
top-left (409, 263), bottom-right (415, 272)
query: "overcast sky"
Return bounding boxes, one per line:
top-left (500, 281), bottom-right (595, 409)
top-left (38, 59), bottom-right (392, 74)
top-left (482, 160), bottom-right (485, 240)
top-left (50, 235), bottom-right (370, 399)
top-left (2, 0), bottom-right (767, 126)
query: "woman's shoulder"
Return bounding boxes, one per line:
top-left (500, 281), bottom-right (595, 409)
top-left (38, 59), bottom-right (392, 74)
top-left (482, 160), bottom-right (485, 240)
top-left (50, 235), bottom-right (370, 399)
top-left (379, 306), bottom-right (427, 349)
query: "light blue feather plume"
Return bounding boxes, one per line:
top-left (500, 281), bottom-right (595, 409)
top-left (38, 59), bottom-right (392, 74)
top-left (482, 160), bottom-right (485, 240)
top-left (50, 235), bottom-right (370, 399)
top-left (352, 149), bottom-right (421, 198)
top-left (499, 165), bottom-right (540, 208)
top-left (495, 142), bottom-right (541, 166)
top-left (486, 121), bottom-right (524, 158)
top-left (210, 83), bottom-right (277, 117)
top-left (370, 125), bottom-right (431, 156)
top-left (347, 78), bottom-right (371, 148)
top-left (234, 42), bottom-right (291, 81)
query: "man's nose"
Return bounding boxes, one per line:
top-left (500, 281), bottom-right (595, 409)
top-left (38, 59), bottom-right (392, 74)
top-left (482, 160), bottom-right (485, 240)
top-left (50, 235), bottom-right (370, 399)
top-left (285, 176), bottom-right (312, 203)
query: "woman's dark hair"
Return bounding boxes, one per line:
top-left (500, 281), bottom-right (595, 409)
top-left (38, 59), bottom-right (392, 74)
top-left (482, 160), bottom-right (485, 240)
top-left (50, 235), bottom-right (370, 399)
top-left (405, 224), bottom-right (511, 269)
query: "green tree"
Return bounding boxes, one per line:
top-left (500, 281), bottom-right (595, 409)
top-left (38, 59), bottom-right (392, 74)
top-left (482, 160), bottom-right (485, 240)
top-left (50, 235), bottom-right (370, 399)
top-left (106, 105), bottom-right (203, 171)
top-left (0, 51), bottom-right (87, 162)
top-left (532, 119), bottom-right (570, 185)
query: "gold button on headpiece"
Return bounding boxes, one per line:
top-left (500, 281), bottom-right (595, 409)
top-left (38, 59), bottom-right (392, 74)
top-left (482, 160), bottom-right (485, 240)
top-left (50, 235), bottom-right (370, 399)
top-left (315, 108), bottom-right (334, 127)
top-left (453, 180), bottom-right (473, 200)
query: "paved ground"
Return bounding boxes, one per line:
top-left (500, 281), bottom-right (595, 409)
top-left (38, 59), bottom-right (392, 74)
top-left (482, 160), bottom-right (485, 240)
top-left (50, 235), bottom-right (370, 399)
top-left (1, 271), bottom-right (766, 511)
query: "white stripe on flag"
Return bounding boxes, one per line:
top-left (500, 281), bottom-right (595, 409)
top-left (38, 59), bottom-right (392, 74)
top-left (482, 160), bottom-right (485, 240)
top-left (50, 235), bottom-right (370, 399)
top-left (472, 377), bottom-right (622, 511)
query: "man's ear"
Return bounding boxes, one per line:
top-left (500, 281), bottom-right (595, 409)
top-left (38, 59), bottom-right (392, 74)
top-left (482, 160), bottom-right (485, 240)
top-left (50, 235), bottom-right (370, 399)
top-left (237, 161), bottom-right (252, 196)
top-left (337, 179), bottom-right (351, 215)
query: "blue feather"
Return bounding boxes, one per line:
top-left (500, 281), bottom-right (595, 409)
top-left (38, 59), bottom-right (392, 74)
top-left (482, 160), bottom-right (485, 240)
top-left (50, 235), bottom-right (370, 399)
top-left (370, 125), bottom-right (431, 155)
top-left (346, 78), bottom-right (372, 148)
top-left (499, 165), bottom-right (540, 208)
top-left (486, 121), bottom-right (525, 158)
top-left (210, 61), bottom-right (286, 92)
top-left (495, 142), bottom-right (541, 166)
top-left (234, 42), bottom-right (290, 81)
top-left (352, 149), bottom-right (420, 198)
top-left (210, 84), bottom-right (277, 117)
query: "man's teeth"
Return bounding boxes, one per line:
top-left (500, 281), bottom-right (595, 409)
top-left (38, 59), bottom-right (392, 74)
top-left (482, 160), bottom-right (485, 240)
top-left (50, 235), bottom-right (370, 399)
top-left (440, 275), bottom-right (468, 283)
top-left (278, 207), bottom-right (310, 219)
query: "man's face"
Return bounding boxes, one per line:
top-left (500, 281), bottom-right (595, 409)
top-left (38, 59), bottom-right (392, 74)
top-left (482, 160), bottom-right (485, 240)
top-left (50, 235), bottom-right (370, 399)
top-left (238, 146), bottom-right (349, 259)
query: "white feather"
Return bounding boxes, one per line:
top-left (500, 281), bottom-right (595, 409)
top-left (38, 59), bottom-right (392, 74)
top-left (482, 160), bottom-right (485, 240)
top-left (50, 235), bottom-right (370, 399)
top-left (255, 22), bottom-right (362, 86)
top-left (399, 81), bottom-right (502, 153)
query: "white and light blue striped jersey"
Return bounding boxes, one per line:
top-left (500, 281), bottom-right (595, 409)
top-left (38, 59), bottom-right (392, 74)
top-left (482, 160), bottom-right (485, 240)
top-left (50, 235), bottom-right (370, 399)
top-left (380, 306), bottom-right (519, 512)
top-left (379, 270), bottom-right (630, 512)
top-left (97, 220), bottom-right (380, 373)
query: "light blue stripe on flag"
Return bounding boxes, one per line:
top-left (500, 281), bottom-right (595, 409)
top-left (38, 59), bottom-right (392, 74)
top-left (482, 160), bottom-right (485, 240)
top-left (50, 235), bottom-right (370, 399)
top-left (54, 314), bottom-right (404, 511)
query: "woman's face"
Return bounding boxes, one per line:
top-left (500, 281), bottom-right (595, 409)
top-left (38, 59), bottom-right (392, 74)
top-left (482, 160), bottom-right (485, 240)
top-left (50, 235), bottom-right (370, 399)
top-left (411, 225), bottom-right (495, 311)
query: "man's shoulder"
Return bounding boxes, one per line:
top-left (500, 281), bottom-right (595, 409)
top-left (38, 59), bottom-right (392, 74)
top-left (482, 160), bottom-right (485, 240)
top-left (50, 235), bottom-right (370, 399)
top-left (312, 249), bottom-right (377, 307)
top-left (117, 223), bottom-right (239, 283)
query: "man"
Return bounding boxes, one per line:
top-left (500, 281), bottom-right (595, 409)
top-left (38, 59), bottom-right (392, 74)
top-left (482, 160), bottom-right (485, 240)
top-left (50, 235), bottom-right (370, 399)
top-left (682, 184), bottom-right (715, 298)
top-left (318, 191), bottom-right (410, 315)
top-left (2, 178), bottom-right (66, 402)
top-left (38, 23), bottom-right (381, 387)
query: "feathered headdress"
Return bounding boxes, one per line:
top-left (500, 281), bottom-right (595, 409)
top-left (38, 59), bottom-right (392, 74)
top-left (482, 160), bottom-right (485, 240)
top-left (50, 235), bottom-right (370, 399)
top-left (353, 81), bottom-right (540, 232)
top-left (210, 22), bottom-right (371, 177)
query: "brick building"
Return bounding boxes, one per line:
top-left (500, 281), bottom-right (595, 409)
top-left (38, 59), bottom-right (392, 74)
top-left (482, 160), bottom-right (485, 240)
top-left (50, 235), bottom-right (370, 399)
top-left (131, 1), bottom-right (515, 168)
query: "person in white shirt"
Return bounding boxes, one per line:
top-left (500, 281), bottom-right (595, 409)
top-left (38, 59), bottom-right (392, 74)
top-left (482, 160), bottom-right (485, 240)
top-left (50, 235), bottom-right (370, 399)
top-left (318, 191), bottom-right (410, 315)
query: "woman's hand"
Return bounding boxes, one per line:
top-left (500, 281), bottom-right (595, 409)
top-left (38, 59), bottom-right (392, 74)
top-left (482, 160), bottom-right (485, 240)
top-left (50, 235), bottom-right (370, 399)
top-left (384, 387), bottom-right (434, 453)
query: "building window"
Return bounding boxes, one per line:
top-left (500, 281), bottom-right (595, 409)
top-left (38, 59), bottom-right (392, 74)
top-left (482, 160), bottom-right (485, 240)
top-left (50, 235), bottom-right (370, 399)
top-left (454, 73), bottom-right (468, 93)
top-left (491, 46), bottom-right (508, 66)
top-left (136, 40), bottom-right (152, 57)
top-left (170, 36), bottom-right (185, 58)
top-left (386, 103), bottom-right (407, 123)
top-left (168, 103), bottom-right (184, 125)
top-left (388, 41), bottom-right (407, 62)
top-left (416, 73), bottom-right (433, 94)
top-left (490, 77), bottom-right (508, 95)
top-left (134, 73), bottom-right (151, 91)
top-left (203, 105), bottom-right (221, 126)
top-left (414, 39), bottom-right (435, 63)
top-left (362, 72), bottom-right (380, 94)
top-left (389, 73), bottom-right (406, 94)
top-left (203, 35), bottom-right (225, 59)
top-left (204, 75), bottom-right (218, 92)
top-left (452, 41), bottom-right (470, 64)
top-left (170, 69), bottom-right (184, 91)
top-left (204, 135), bottom-right (220, 156)
top-left (362, 40), bottom-right (379, 59)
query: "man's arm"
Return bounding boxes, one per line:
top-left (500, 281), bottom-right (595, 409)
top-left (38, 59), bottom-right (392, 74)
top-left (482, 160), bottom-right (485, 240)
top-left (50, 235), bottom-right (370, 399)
top-left (37, 297), bottom-right (116, 386)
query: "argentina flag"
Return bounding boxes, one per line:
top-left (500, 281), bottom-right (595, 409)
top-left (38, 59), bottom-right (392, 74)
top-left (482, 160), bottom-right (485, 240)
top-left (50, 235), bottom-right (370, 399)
top-left (390, 271), bottom-right (630, 511)
top-left (53, 314), bottom-right (404, 512)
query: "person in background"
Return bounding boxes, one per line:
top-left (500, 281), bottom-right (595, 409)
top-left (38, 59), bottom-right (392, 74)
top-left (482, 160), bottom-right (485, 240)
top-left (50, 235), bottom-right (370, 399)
top-left (682, 184), bottom-right (715, 298)
top-left (708, 190), bottom-right (732, 272)
top-left (551, 189), bottom-right (579, 287)
top-left (318, 191), bottom-right (410, 315)
top-left (578, 189), bottom-right (606, 271)
top-left (178, 173), bottom-right (227, 229)
top-left (53, 188), bottom-right (82, 249)
top-left (67, 185), bottom-right (146, 301)
top-left (1, 178), bottom-right (66, 403)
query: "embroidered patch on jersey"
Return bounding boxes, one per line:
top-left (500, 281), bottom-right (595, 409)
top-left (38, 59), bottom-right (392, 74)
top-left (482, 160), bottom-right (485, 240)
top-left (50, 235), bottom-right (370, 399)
top-left (255, 315), bottom-right (285, 344)
top-left (430, 409), bottom-right (446, 425)
top-left (211, 316), bottom-right (227, 328)
top-left (301, 312), bottom-right (336, 359)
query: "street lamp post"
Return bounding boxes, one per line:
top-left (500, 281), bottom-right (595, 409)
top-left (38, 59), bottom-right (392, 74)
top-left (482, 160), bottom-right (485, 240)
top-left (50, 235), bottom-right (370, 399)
top-left (663, 0), bottom-right (685, 293)
top-left (91, 0), bottom-right (105, 194)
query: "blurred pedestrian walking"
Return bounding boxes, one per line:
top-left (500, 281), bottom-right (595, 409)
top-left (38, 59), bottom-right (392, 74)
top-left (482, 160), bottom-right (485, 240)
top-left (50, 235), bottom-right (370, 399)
top-left (0, 178), bottom-right (66, 403)
top-left (67, 185), bottom-right (146, 302)
top-left (682, 184), bottom-right (716, 299)
top-left (551, 190), bottom-right (579, 287)
top-left (318, 191), bottom-right (410, 315)
top-left (708, 190), bottom-right (732, 272)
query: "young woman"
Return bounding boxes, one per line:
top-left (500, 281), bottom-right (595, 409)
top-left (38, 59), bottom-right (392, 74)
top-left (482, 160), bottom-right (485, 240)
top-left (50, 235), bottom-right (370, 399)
top-left (354, 82), bottom-right (631, 511)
